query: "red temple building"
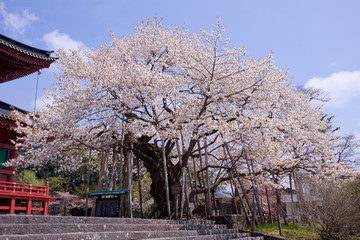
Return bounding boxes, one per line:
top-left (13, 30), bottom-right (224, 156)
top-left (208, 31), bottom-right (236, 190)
top-left (0, 34), bottom-right (56, 214)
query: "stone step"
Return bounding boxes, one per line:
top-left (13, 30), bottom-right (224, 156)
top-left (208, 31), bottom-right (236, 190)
top-left (171, 220), bottom-right (217, 225)
top-left (180, 224), bottom-right (226, 230)
top-left (0, 214), bottom-right (176, 225)
top-left (0, 223), bottom-right (238, 235)
top-left (0, 214), bottom-right (220, 227)
top-left (143, 236), bottom-right (264, 240)
top-left (0, 215), bottom-right (263, 240)
top-left (0, 232), bottom-right (259, 240)
top-left (0, 223), bottom-right (180, 235)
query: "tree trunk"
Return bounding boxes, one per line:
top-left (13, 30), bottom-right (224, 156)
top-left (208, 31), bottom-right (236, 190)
top-left (161, 137), bottom-right (171, 219)
top-left (97, 150), bottom-right (109, 191)
top-left (132, 136), bottom-right (196, 218)
top-left (118, 145), bottom-right (124, 189)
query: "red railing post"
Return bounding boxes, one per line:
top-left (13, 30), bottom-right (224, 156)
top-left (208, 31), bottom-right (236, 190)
top-left (0, 181), bottom-right (53, 215)
top-left (10, 197), bottom-right (15, 214)
top-left (43, 200), bottom-right (48, 215)
top-left (26, 199), bottom-right (32, 214)
top-left (46, 184), bottom-right (49, 196)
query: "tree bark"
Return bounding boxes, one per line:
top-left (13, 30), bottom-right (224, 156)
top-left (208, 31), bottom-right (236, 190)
top-left (97, 150), bottom-right (109, 191)
top-left (161, 137), bottom-right (171, 219)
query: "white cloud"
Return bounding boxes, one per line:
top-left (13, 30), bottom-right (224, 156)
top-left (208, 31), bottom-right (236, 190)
top-left (0, 2), bottom-right (38, 35)
top-left (42, 30), bottom-right (87, 53)
top-left (304, 71), bottom-right (360, 108)
top-left (31, 94), bottom-right (53, 112)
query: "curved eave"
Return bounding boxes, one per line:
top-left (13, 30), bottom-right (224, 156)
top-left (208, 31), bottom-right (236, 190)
top-left (0, 34), bottom-right (57, 61)
top-left (0, 35), bottom-right (57, 84)
top-left (0, 114), bottom-right (15, 121)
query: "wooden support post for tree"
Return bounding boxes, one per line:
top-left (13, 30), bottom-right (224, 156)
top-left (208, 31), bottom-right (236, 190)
top-left (97, 150), bottom-right (109, 191)
top-left (191, 157), bottom-right (199, 208)
top-left (186, 167), bottom-right (192, 219)
top-left (137, 158), bottom-right (144, 218)
top-left (197, 141), bottom-right (206, 189)
top-left (176, 139), bottom-right (186, 219)
top-left (289, 173), bottom-right (295, 224)
top-left (277, 201), bottom-right (282, 236)
top-left (265, 185), bottom-right (273, 224)
top-left (85, 149), bottom-right (92, 217)
top-left (204, 138), bottom-right (213, 216)
top-left (230, 171), bottom-right (250, 225)
top-left (230, 177), bottom-right (239, 215)
top-left (224, 142), bottom-right (256, 221)
top-left (123, 134), bottom-right (134, 218)
top-left (161, 137), bottom-right (171, 219)
top-left (128, 139), bottom-right (134, 218)
top-left (273, 176), bottom-right (287, 226)
top-left (212, 191), bottom-right (218, 216)
top-left (118, 144), bottom-right (124, 189)
top-left (109, 146), bottom-right (118, 191)
top-left (293, 169), bottom-right (308, 223)
top-left (249, 157), bottom-right (265, 224)
top-left (251, 194), bottom-right (256, 232)
top-left (275, 187), bottom-right (284, 236)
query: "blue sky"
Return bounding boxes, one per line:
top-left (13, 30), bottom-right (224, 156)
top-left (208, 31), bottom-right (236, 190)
top-left (1, 0), bottom-right (360, 139)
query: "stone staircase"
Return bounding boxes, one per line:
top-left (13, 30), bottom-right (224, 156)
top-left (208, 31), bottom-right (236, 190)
top-left (0, 215), bottom-right (263, 240)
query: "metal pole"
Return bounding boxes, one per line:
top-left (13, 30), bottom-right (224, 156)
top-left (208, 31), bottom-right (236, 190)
top-left (33, 70), bottom-right (41, 112)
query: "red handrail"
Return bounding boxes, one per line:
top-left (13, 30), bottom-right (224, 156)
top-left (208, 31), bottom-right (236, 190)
top-left (0, 181), bottom-right (49, 197)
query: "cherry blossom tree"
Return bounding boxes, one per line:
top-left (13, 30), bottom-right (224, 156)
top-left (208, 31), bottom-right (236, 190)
top-left (8, 17), bottom-right (356, 219)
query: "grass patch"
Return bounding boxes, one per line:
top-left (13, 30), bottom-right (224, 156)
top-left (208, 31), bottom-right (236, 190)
top-left (247, 222), bottom-right (320, 240)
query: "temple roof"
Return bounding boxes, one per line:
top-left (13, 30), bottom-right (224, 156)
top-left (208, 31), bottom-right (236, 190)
top-left (0, 101), bottom-right (27, 121)
top-left (0, 34), bottom-right (57, 83)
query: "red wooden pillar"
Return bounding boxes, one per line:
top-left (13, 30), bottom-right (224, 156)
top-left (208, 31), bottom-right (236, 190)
top-left (26, 198), bottom-right (32, 214)
top-left (43, 184), bottom-right (50, 215)
top-left (43, 200), bottom-right (48, 215)
top-left (10, 196), bottom-right (15, 214)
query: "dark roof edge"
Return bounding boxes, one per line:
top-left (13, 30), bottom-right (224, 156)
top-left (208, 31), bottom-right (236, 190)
top-left (0, 101), bottom-right (28, 113)
top-left (0, 34), bottom-right (56, 59)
